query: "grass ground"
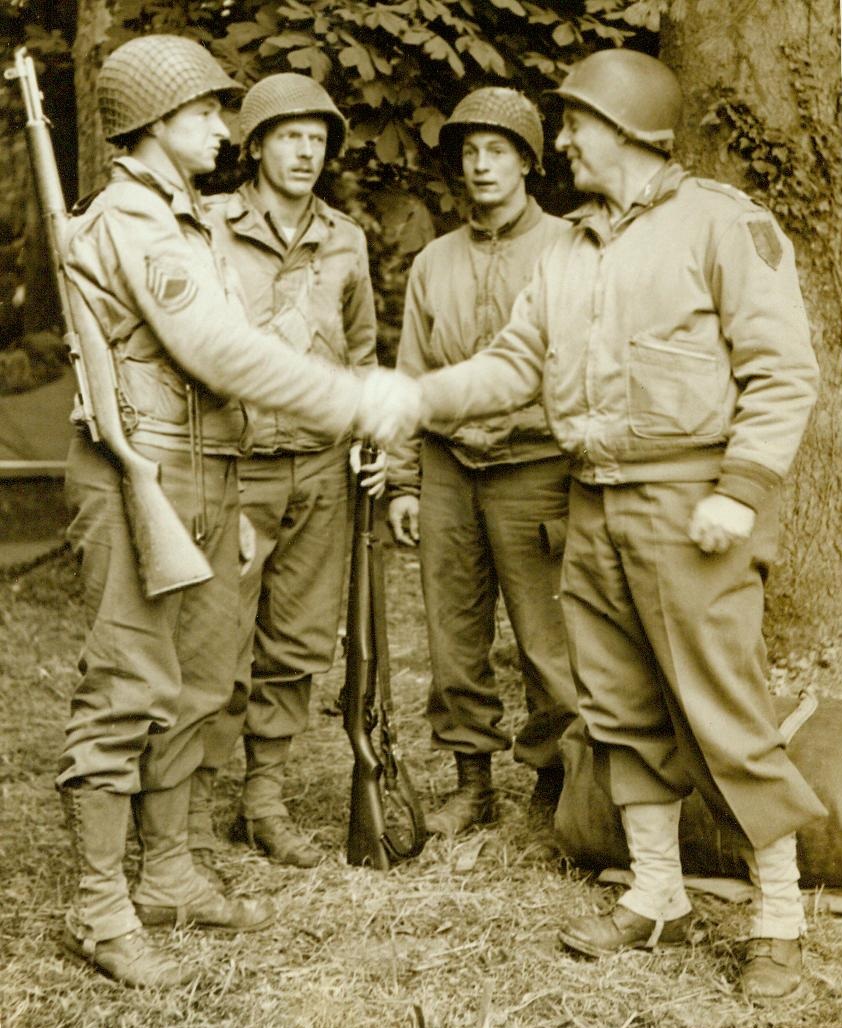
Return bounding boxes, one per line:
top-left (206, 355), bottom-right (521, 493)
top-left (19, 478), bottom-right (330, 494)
top-left (2, 543), bottom-right (842, 1028)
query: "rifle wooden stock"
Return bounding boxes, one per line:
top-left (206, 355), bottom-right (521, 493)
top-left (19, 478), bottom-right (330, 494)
top-left (342, 444), bottom-right (426, 869)
top-left (7, 47), bottom-right (212, 598)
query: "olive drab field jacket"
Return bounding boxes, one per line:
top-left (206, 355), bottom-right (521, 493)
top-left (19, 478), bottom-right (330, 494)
top-left (389, 197), bottom-right (567, 498)
top-left (420, 164), bottom-right (819, 512)
top-left (64, 158), bottom-right (361, 455)
top-left (205, 185), bottom-right (377, 454)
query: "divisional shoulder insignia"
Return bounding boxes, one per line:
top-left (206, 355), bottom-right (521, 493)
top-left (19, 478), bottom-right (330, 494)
top-left (145, 256), bottom-right (199, 312)
top-left (748, 219), bottom-right (783, 270)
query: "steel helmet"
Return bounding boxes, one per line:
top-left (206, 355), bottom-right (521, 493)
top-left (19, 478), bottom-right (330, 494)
top-left (97, 35), bottom-right (242, 143)
top-left (239, 74), bottom-right (348, 160)
top-left (438, 87), bottom-right (545, 175)
top-left (554, 49), bottom-right (682, 153)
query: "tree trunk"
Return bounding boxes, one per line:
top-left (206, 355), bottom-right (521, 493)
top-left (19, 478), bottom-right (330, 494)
top-left (73, 0), bottom-right (116, 196)
top-left (662, 1), bottom-right (842, 659)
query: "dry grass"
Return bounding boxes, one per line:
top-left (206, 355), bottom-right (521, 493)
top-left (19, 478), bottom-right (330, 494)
top-left (2, 546), bottom-right (842, 1028)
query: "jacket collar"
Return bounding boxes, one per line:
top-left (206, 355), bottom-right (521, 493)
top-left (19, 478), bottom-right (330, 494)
top-left (565, 161), bottom-right (688, 240)
top-left (110, 156), bottom-right (207, 225)
top-left (468, 195), bottom-right (543, 242)
top-left (222, 181), bottom-right (333, 255)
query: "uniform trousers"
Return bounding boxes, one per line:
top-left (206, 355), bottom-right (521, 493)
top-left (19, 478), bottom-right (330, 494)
top-left (57, 433), bottom-right (240, 795)
top-left (419, 437), bottom-right (577, 768)
top-left (200, 445), bottom-right (350, 814)
top-left (561, 478), bottom-right (825, 850)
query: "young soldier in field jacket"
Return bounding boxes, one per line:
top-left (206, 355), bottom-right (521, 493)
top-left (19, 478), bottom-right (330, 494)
top-left (189, 74), bottom-right (384, 870)
top-left (406, 51), bottom-right (826, 1004)
top-left (388, 88), bottom-right (578, 838)
top-left (56, 37), bottom-right (414, 988)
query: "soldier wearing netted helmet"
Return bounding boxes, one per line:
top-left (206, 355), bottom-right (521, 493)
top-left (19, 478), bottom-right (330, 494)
top-left (403, 49), bottom-right (825, 1004)
top-left (56, 36), bottom-right (417, 988)
top-left (188, 72), bottom-right (383, 871)
top-left (387, 85), bottom-right (578, 840)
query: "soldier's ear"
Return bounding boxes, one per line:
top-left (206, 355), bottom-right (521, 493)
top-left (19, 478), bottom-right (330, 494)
top-left (249, 136), bottom-right (262, 162)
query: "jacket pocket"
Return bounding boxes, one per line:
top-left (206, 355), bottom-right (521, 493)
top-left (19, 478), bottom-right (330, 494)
top-left (626, 335), bottom-right (725, 439)
top-left (117, 357), bottom-right (188, 425)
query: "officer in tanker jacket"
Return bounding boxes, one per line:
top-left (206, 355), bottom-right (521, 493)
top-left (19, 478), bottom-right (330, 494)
top-left (56, 35), bottom-right (415, 989)
top-left (387, 88), bottom-right (578, 838)
top-left (188, 74), bottom-right (384, 871)
top-left (401, 51), bottom-right (826, 1004)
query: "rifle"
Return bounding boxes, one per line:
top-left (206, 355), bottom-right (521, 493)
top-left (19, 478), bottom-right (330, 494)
top-left (5, 48), bottom-right (213, 598)
top-left (341, 443), bottom-right (426, 869)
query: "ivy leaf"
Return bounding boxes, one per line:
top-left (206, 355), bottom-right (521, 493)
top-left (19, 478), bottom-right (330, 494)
top-left (222, 21), bottom-right (269, 47)
top-left (364, 8), bottom-right (409, 35)
top-left (413, 106), bottom-right (448, 147)
top-left (287, 46), bottom-right (332, 81)
top-left (258, 31), bottom-right (314, 55)
top-left (523, 2), bottom-right (560, 25)
top-left (402, 28), bottom-right (435, 45)
top-left (458, 36), bottom-right (509, 76)
top-left (522, 51), bottom-right (558, 76)
top-left (376, 120), bottom-right (401, 162)
top-left (551, 22), bottom-right (577, 47)
top-left (277, 1), bottom-right (315, 22)
top-left (488, 0), bottom-right (527, 13)
top-left (339, 43), bottom-right (376, 81)
top-left (423, 35), bottom-right (465, 76)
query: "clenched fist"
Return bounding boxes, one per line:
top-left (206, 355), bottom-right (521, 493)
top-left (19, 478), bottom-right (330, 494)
top-left (688, 493), bottom-right (756, 554)
top-left (355, 369), bottom-right (423, 450)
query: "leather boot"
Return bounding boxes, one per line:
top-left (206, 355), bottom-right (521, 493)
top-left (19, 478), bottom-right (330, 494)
top-left (527, 766), bottom-right (565, 829)
top-left (233, 813), bottom-right (322, 868)
top-left (740, 833), bottom-right (804, 1002)
top-left (187, 767), bottom-right (223, 888)
top-left (239, 734), bottom-right (323, 867)
top-left (132, 779), bottom-right (275, 933)
top-left (559, 800), bottom-right (693, 958)
top-left (59, 787), bottom-right (193, 987)
top-left (426, 753), bottom-right (495, 837)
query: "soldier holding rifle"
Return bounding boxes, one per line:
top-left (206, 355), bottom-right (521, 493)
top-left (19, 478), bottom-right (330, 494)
top-left (15, 35), bottom-right (416, 988)
top-left (189, 74), bottom-right (385, 873)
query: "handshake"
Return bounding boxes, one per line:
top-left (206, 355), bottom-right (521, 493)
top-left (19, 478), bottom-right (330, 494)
top-left (354, 368), bottom-right (426, 450)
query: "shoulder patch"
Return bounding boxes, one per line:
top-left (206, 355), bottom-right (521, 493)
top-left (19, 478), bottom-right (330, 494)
top-left (747, 219), bottom-right (783, 270)
top-left (145, 256), bottom-right (199, 312)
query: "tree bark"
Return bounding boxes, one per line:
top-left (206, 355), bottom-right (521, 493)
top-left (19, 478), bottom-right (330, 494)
top-left (662, 1), bottom-right (842, 658)
top-left (73, 0), bottom-right (115, 196)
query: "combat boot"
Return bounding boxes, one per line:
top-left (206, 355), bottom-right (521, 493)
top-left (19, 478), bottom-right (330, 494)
top-left (132, 779), bottom-right (275, 933)
top-left (559, 800), bottom-right (693, 957)
top-left (740, 833), bottom-right (804, 1003)
top-left (527, 765), bottom-right (565, 829)
top-left (187, 766), bottom-right (223, 887)
top-left (233, 813), bottom-right (322, 868)
top-left (239, 733), bottom-right (323, 868)
top-left (426, 752), bottom-right (495, 836)
top-left (59, 787), bottom-right (193, 987)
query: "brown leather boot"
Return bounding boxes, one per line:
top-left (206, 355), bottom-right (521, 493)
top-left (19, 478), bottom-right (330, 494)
top-left (59, 787), bottom-right (194, 987)
top-left (187, 767), bottom-right (223, 888)
top-left (426, 753), bottom-right (495, 837)
top-left (558, 904), bottom-right (694, 958)
top-left (62, 926), bottom-right (194, 988)
top-left (132, 780), bottom-right (275, 933)
top-left (234, 814), bottom-right (323, 868)
top-left (741, 938), bottom-right (803, 1003)
top-left (527, 766), bottom-right (565, 828)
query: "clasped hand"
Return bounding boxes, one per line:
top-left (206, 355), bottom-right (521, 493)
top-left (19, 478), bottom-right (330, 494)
top-left (688, 493), bottom-right (755, 554)
top-left (355, 369), bottom-right (423, 451)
